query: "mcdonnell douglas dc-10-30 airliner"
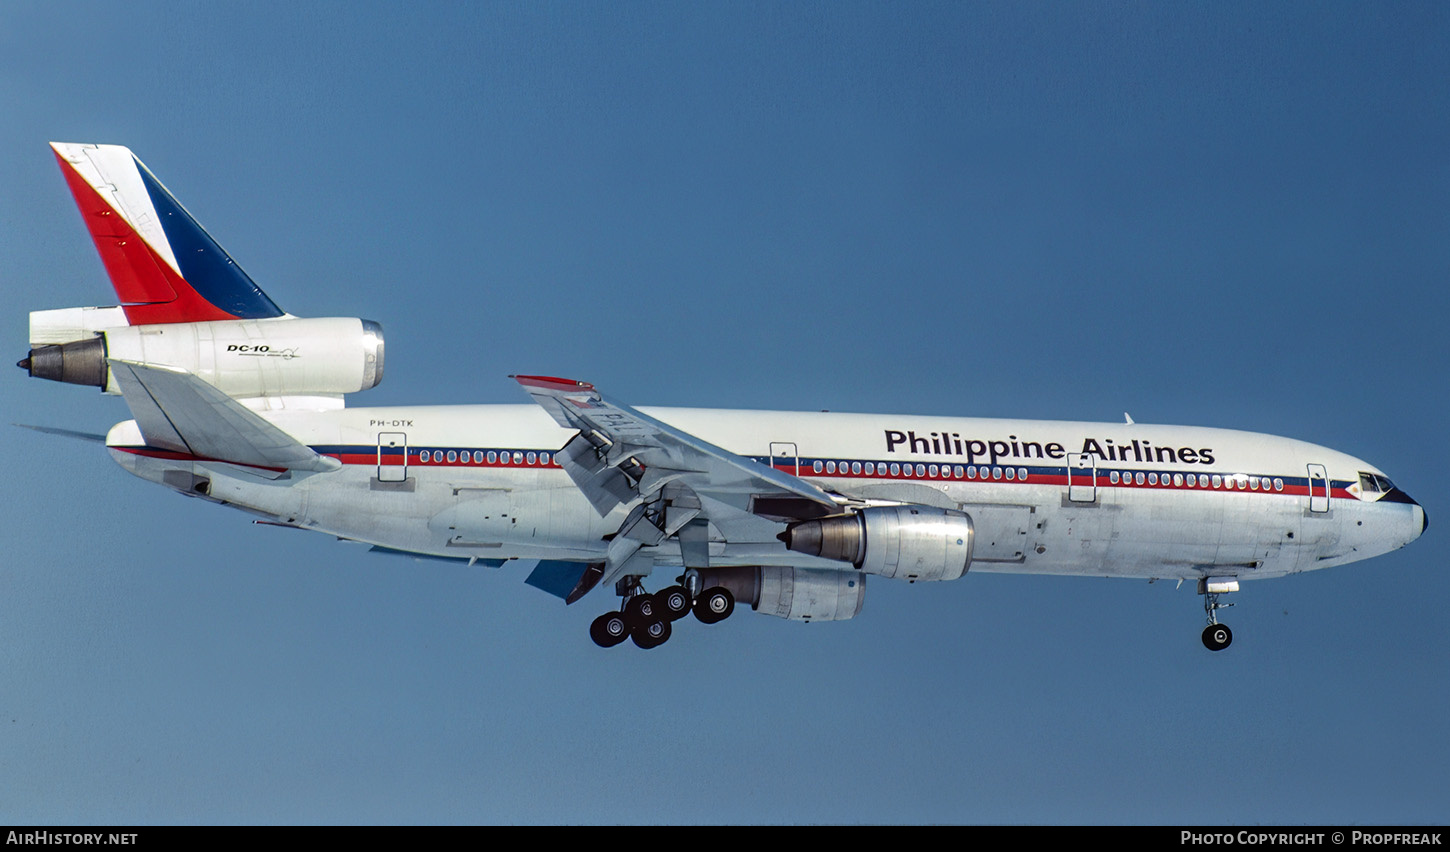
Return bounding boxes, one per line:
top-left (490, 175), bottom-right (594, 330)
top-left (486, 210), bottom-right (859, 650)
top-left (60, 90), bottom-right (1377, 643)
top-left (20, 143), bottom-right (1427, 650)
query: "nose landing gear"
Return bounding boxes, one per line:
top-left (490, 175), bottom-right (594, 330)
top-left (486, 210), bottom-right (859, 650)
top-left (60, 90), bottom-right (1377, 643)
top-left (1198, 577), bottom-right (1238, 651)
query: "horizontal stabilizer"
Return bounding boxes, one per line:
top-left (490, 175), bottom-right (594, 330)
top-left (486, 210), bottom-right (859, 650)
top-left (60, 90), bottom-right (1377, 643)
top-left (108, 359), bottom-right (340, 472)
top-left (14, 423), bottom-right (108, 444)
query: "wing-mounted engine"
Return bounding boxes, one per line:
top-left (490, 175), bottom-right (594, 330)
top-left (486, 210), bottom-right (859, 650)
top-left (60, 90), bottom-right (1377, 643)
top-left (779, 505), bottom-right (974, 581)
top-left (21, 313), bottom-right (384, 398)
top-left (695, 566), bottom-right (865, 622)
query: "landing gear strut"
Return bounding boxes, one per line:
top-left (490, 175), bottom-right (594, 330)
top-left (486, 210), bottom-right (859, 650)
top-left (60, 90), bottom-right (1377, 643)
top-left (588, 574), bottom-right (737, 649)
top-left (1198, 577), bottom-right (1238, 651)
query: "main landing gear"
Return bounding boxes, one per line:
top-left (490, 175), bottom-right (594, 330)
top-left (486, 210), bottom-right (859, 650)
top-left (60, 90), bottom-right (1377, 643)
top-left (1198, 577), bottom-right (1238, 652)
top-left (589, 576), bottom-right (736, 649)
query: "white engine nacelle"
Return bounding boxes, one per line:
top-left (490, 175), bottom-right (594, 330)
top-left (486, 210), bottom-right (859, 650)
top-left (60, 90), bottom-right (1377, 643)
top-left (779, 505), bottom-right (975, 581)
top-left (21, 313), bottom-right (384, 398)
top-left (696, 566), bottom-right (866, 622)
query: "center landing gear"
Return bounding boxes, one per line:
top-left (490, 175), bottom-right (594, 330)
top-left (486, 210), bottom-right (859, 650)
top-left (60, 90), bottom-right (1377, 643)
top-left (1198, 577), bottom-right (1238, 651)
top-left (589, 577), bottom-right (736, 649)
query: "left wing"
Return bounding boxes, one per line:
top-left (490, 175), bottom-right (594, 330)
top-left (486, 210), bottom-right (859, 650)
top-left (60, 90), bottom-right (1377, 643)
top-left (513, 375), bottom-right (843, 595)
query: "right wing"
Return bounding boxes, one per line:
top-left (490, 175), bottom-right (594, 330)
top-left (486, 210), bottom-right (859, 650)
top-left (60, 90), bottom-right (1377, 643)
top-left (514, 375), bottom-right (843, 596)
top-left (108, 359), bottom-right (340, 473)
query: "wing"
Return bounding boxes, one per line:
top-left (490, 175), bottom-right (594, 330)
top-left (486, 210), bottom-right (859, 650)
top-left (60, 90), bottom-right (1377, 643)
top-left (513, 375), bottom-right (842, 596)
top-left (109, 359), bottom-right (341, 473)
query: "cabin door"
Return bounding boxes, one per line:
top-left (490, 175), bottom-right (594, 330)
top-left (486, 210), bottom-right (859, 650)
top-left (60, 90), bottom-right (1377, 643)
top-left (378, 432), bottom-right (408, 482)
top-left (1067, 453), bottom-right (1097, 503)
top-left (769, 442), bottom-right (799, 476)
top-left (1307, 463), bottom-right (1330, 513)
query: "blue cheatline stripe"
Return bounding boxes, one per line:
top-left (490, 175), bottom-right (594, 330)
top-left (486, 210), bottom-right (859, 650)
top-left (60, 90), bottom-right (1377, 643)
top-left (312, 443), bottom-right (1346, 493)
top-left (135, 158), bottom-right (284, 319)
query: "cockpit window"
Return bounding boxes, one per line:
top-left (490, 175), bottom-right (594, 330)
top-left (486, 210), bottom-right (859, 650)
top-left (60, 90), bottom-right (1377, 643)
top-left (1359, 472), bottom-right (1396, 493)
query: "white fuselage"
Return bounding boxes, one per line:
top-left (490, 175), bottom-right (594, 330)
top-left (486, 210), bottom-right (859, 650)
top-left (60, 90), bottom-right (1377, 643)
top-left (105, 403), bottom-right (1425, 584)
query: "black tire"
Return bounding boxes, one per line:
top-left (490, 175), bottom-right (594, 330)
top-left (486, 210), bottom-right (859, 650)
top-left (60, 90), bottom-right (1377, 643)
top-left (1202, 623), bottom-right (1233, 651)
top-left (694, 586), bottom-right (735, 625)
top-left (623, 593), bottom-right (659, 629)
top-left (631, 618), bottom-right (671, 649)
top-left (658, 585), bottom-right (691, 621)
top-left (590, 612), bottom-right (629, 648)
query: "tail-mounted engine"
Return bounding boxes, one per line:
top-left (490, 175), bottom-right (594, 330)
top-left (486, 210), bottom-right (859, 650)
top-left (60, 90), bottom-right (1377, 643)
top-left (779, 505), bottom-right (974, 581)
top-left (20, 312), bottom-right (384, 397)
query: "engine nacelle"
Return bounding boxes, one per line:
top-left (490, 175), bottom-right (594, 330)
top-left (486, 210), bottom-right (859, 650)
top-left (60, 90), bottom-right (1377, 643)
top-left (21, 314), bottom-right (384, 397)
top-left (695, 566), bottom-right (865, 622)
top-left (779, 505), bottom-right (974, 581)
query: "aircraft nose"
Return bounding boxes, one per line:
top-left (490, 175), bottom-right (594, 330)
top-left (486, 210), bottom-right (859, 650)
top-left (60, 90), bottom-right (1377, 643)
top-left (1368, 486), bottom-right (1426, 539)
top-left (1378, 487), bottom-right (1427, 540)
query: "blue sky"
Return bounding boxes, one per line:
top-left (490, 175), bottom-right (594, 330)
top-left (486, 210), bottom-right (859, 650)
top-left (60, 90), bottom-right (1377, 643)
top-left (2, 1), bottom-right (1446, 824)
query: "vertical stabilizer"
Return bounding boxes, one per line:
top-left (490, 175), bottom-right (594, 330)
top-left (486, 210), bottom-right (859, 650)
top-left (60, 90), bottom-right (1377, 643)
top-left (50, 142), bottom-right (285, 325)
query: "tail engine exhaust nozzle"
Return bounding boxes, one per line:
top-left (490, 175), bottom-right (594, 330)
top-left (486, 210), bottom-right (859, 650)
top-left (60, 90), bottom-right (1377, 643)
top-left (18, 337), bottom-right (107, 388)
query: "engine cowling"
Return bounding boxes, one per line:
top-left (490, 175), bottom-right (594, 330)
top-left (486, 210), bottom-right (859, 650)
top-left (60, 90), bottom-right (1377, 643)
top-left (779, 505), bottom-right (974, 581)
top-left (695, 566), bottom-right (865, 622)
top-left (20, 316), bottom-right (384, 397)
